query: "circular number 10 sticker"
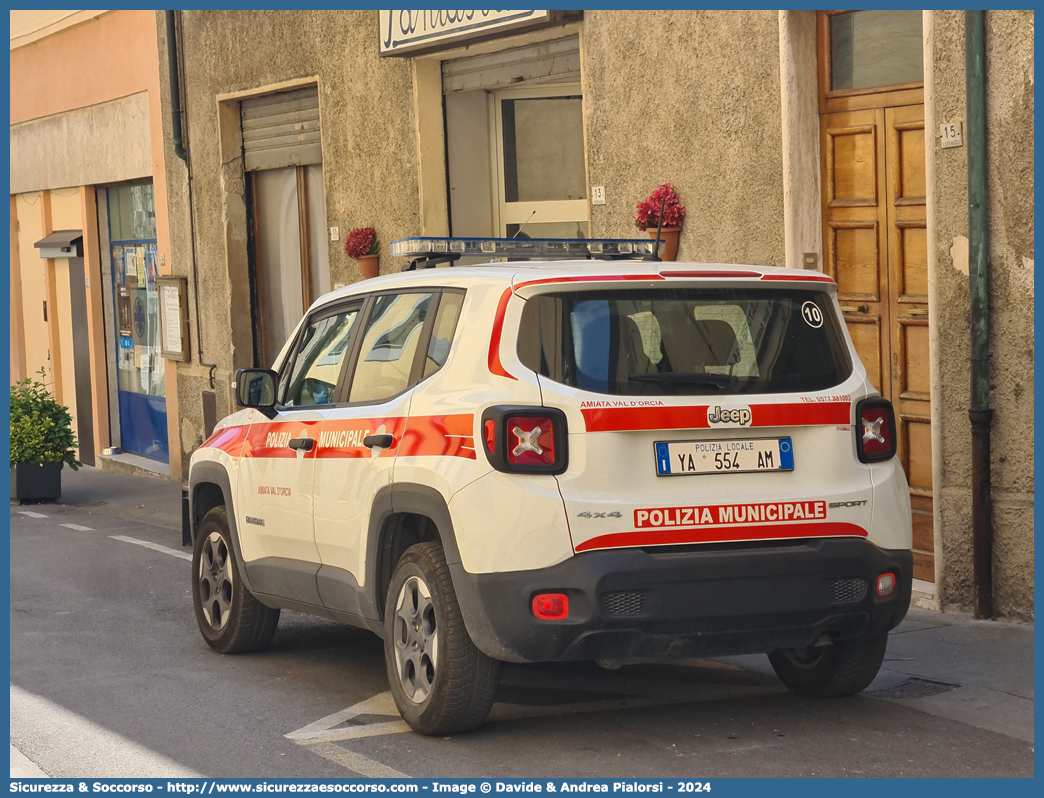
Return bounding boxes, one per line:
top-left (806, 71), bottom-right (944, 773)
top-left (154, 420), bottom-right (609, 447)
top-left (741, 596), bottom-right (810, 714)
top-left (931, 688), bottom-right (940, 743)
top-left (801, 301), bottom-right (824, 328)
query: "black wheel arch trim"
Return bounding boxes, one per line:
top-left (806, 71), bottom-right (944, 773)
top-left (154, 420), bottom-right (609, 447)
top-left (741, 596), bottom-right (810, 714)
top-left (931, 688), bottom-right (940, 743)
top-left (189, 461), bottom-right (256, 594)
top-left (365, 483), bottom-right (466, 622)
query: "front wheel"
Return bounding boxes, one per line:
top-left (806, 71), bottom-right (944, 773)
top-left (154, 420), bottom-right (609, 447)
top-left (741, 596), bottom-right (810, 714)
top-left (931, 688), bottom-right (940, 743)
top-left (192, 506), bottom-right (280, 654)
top-left (384, 542), bottom-right (500, 735)
top-left (768, 633), bottom-right (888, 697)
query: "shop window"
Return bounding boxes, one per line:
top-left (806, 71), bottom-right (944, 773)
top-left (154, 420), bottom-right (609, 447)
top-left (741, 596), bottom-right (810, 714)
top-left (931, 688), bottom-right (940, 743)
top-left (106, 182), bottom-right (168, 462)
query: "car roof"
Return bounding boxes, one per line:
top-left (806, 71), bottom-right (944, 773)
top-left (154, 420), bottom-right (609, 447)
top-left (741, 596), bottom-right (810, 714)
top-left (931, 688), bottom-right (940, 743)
top-left (312, 260), bottom-right (835, 311)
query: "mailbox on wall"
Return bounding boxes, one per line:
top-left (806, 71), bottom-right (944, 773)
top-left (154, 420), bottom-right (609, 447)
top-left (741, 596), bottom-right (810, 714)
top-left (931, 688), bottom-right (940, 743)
top-left (34, 230), bottom-right (83, 259)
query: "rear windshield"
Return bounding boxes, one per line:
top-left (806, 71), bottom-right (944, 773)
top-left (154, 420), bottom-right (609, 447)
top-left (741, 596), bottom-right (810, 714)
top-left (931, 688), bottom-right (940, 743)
top-left (517, 288), bottom-right (851, 396)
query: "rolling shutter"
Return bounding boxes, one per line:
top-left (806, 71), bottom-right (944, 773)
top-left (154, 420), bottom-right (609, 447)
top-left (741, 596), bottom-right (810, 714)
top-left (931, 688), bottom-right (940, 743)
top-left (241, 87), bottom-right (322, 171)
top-left (441, 36), bottom-right (580, 94)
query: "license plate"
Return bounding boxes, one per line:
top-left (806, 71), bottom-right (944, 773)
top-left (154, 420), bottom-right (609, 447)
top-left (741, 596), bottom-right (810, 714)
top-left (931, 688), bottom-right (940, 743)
top-left (655, 437), bottom-right (794, 476)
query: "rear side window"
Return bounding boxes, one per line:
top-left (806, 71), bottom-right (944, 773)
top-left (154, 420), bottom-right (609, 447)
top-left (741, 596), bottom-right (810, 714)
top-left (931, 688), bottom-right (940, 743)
top-left (517, 288), bottom-right (851, 396)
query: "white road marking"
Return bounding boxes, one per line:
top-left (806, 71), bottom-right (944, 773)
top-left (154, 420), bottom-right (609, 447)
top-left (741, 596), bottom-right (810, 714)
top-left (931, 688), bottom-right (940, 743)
top-left (109, 535), bottom-right (192, 561)
top-left (10, 743), bottom-right (49, 777)
top-left (286, 691), bottom-right (400, 741)
top-left (60, 523), bottom-right (94, 532)
top-left (10, 684), bottom-right (202, 777)
top-left (305, 741), bottom-right (408, 778)
top-left (17, 511), bottom-right (48, 519)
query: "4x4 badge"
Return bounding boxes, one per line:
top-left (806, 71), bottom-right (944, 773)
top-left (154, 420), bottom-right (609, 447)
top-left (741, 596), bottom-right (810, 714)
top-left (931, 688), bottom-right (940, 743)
top-left (577, 511), bottom-right (623, 519)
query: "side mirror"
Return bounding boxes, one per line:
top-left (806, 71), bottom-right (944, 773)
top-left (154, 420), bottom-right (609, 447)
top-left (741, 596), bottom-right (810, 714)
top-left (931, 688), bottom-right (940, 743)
top-left (234, 369), bottom-right (278, 417)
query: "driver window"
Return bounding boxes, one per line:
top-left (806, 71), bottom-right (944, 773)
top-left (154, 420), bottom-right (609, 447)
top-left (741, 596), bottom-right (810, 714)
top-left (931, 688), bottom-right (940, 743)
top-left (282, 307), bottom-right (361, 408)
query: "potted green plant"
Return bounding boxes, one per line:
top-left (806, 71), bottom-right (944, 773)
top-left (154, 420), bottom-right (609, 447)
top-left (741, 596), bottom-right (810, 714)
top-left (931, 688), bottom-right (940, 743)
top-left (345, 227), bottom-right (380, 279)
top-left (635, 183), bottom-right (686, 262)
top-left (10, 369), bottom-right (81, 503)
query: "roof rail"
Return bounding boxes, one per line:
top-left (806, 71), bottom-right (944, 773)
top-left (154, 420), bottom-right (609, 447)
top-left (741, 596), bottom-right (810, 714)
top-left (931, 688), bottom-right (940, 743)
top-left (391, 237), bottom-right (660, 271)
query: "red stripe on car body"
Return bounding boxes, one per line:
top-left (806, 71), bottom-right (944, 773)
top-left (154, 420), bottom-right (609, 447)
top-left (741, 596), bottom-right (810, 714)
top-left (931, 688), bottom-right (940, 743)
top-left (399, 413), bottom-right (477, 460)
top-left (581, 401), bottom-right (850, 432)
top-left (574, 521), bottom-right (867, 552)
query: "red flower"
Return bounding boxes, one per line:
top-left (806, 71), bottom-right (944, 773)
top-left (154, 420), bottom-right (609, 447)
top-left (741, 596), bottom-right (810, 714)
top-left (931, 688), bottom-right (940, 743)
top-left (344, 227), bottom-right (379, 260)
top-left (634, 183), bottom-right (686, 230)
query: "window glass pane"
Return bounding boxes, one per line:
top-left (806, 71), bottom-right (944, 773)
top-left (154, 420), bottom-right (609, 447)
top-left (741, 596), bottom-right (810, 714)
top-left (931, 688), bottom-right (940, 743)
top-left (502, 97), bottom-right (586, 203)
top-left (506, 221), bottom-right (589, 239)
top-left (349, 293), bottom-right (433, 403)
top-left (113, 243), bottom-right (165, 398)
top-left (423, 292), bottom-right (464, 378)
top-left (108, 183), bottom-right (157, 241)
top-left (283, 309), bottom-right (360, 407)
top-left (830, 10), bottom-right (923, 91)
top-left (518, 289), bottom-right (851, 396)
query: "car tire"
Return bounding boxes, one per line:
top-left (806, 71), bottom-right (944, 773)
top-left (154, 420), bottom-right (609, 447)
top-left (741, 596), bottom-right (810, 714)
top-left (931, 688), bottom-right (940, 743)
top-left (384, 542), bottom-right (500, 735)
top-left (768, 633), bottom-right (888, 697)
top-left (192, 506), bottom-right (280, 654)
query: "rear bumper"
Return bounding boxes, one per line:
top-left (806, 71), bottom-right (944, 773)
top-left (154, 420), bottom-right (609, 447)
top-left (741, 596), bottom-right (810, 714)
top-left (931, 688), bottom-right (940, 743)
top-left (450, 538), bottom-right (912, 663)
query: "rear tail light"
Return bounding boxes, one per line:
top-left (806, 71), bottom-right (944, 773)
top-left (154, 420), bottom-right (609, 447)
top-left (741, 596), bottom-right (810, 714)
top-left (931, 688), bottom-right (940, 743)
top-left (507, 416), bottom-right (556, 467)
top-left (855, 398), bottom-right (897, 463)
top-left (532, 593), bottom-right (569, 620)
top-left (877, 573), bottom-right (896, 598)
top-left (481, 406), bottom-right (568, 474)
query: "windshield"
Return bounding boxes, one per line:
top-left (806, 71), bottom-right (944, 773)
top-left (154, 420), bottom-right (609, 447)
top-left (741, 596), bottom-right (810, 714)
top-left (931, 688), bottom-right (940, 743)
top-left (517, 288), bottom-right (851, 396)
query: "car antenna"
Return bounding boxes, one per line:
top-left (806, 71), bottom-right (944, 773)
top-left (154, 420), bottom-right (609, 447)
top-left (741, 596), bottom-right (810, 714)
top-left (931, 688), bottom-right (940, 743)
top-left (513, 210), bottom-right (536, 238)
top-left (643, 196), bottom-right (666, 262)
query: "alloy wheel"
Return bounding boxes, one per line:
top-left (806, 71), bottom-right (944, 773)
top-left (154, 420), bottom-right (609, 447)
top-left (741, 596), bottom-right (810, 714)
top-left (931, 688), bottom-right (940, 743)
top-left (393, 575), bottom-right (439, 703)
top-left (198, 531), bottom-right (233, 631)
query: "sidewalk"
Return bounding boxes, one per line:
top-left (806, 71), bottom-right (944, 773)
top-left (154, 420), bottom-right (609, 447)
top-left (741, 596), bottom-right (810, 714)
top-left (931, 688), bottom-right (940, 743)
top-left (57, 463), bottom-right (183, 535)
top-left (46, 465), bottom-right (1035, 743)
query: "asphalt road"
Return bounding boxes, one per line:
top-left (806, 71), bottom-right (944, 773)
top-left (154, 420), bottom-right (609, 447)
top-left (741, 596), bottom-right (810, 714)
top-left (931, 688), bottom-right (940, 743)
top-left (9, 502), bottom-right (1034, 778)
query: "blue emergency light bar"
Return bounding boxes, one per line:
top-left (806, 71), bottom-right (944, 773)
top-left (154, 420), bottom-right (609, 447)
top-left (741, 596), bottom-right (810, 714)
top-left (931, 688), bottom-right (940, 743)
top-left (391, 236), bottom-right (661, 269)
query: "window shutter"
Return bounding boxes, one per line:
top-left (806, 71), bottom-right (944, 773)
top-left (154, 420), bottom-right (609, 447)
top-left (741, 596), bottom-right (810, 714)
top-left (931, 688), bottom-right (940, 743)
top-left (241, 87), bottom-right (322, 171)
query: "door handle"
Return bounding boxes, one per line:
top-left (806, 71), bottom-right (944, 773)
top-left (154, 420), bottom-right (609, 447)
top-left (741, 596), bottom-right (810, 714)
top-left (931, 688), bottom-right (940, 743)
top-left (839, 304), bottom-right (870, 314)
top-left (288, 437), bottom-right (314, 451)
top-left (363, 434), bottom-right (394, 449)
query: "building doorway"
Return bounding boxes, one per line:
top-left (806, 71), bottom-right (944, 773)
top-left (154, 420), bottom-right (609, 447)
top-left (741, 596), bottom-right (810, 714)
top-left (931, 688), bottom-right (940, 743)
top-left (818, 10), bottom-right (933, 581)
top-left (241, 87), bottom-right (330, 367)
top-left (443, 36), bottom-right (587, 241)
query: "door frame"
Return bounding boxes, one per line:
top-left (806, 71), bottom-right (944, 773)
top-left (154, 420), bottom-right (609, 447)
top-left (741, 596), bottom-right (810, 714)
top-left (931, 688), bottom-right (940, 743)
top-left (488, 83), bottom-right (589, 237)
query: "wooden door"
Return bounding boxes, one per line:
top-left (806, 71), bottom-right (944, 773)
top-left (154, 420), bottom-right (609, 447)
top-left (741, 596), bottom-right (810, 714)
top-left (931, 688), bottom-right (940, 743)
top-left (821, 105), bottom-right (933, 582)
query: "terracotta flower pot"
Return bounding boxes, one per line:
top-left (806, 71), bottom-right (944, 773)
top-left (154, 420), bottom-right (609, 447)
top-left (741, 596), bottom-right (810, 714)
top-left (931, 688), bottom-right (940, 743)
top-left (646, 226), bottom-right (682, 262)
top-left (356, 254), bottom-right (379, 279)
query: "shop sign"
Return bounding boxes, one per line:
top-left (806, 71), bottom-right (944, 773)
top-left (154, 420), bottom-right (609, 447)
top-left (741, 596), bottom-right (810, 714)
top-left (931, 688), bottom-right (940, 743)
top-left (380, 10), bottom-right (550, 55)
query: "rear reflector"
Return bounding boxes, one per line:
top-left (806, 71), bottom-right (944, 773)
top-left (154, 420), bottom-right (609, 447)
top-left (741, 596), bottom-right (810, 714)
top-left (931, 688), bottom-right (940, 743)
top-left (856, 398), bottom-right (897, 463)
top-left (484, 419), bottom-right (496, 454)
top-left (877, 573), bottom-right (896, 598)
top-left (532, 593), bottom-right (569, 620)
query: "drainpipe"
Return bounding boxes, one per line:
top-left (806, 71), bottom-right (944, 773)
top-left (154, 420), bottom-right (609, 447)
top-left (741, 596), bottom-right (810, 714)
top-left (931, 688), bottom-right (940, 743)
top-left (165, 11), bottom-right (187, 161)
top-left (165, 10), bottom-right (217, 388)
top-left (965, 10), bottom-right (992, 619)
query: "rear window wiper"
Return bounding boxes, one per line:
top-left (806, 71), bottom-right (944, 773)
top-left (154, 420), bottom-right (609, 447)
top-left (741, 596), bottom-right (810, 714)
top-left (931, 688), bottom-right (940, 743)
top-left (629, 372), bottom-right (732, 388)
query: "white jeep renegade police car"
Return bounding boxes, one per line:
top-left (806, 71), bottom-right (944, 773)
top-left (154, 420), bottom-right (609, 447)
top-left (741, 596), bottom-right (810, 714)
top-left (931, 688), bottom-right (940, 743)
top-left (188, 236), bottom-right (912, 735)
